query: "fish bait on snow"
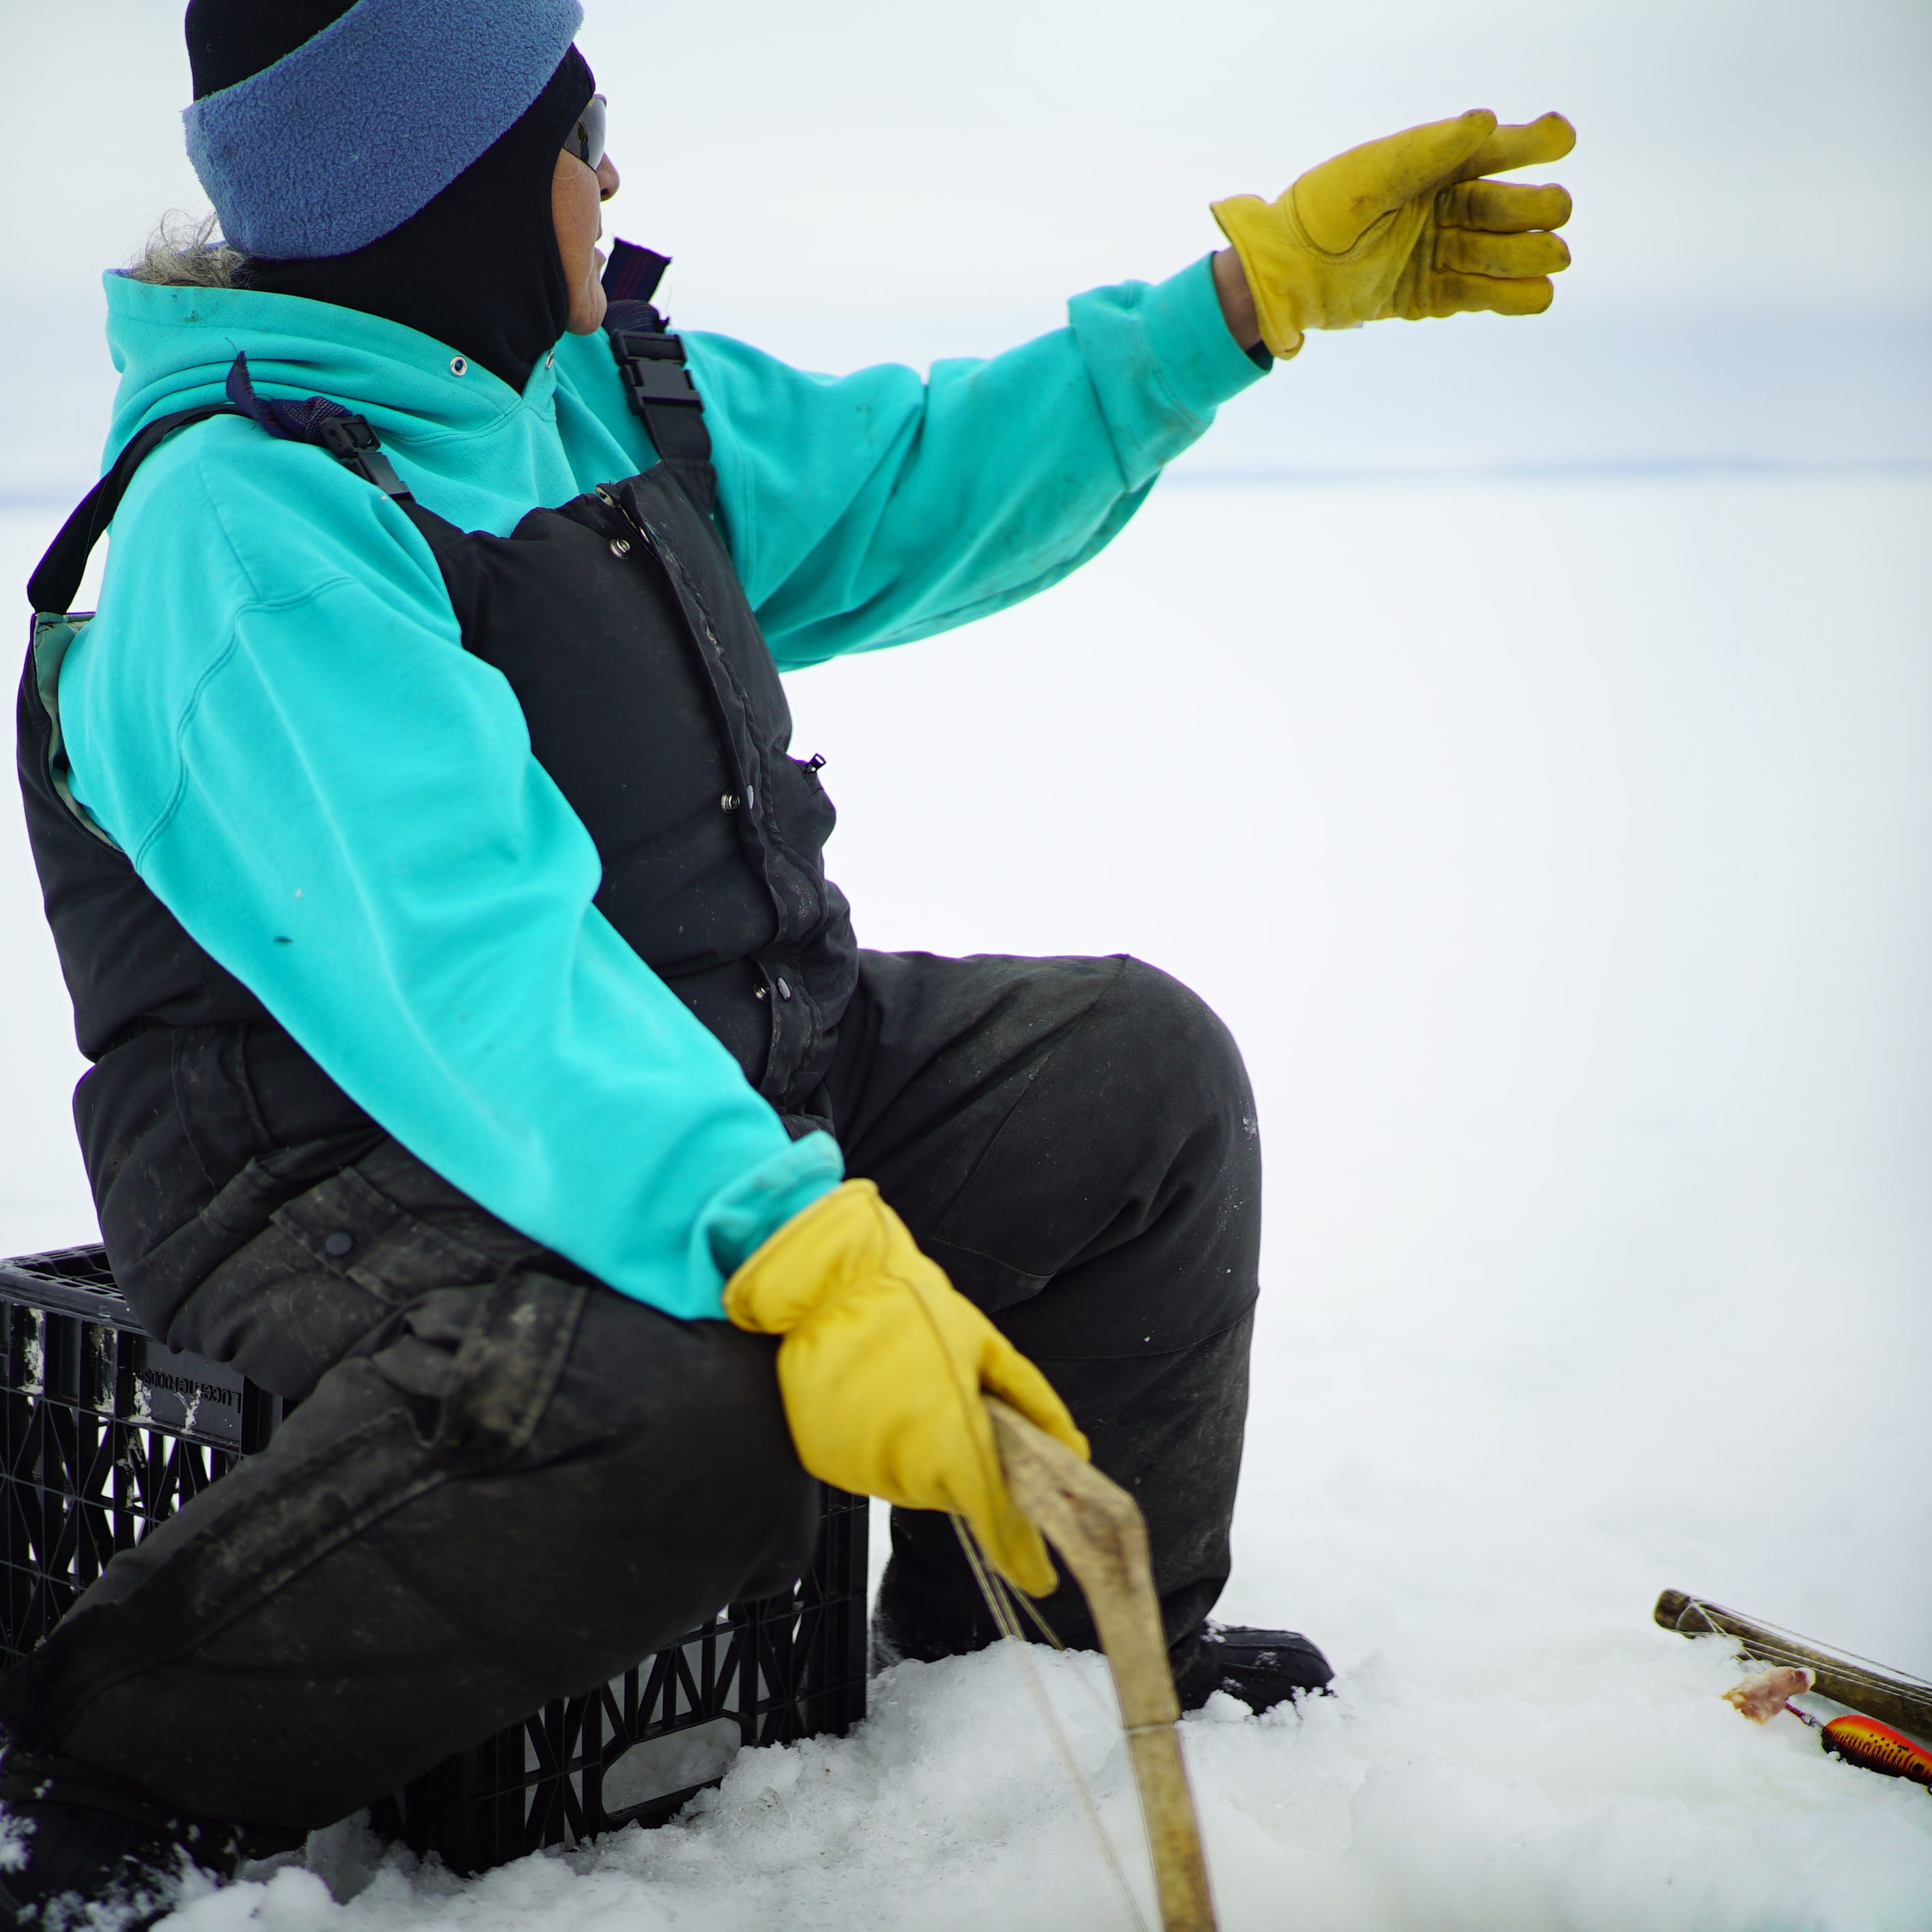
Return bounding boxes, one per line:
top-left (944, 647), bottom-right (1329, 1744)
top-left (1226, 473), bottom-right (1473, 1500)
top-left (1657, 1588), bottom-right (1932, 1791)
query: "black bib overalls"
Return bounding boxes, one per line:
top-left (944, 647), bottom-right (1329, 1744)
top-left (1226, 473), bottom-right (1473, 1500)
top-left (3, 265), bottom-right (1263, 1833)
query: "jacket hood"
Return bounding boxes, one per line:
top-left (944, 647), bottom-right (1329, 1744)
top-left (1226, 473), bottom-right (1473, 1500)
top-left (101, 270), bottom-right (604, 536)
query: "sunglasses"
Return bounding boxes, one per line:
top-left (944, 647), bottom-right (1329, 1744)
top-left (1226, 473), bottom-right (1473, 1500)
top-left (567, 94), bottom-right (609, 174)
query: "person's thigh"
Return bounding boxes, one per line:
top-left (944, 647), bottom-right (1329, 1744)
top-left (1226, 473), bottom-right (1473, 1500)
top-left (1, 1149), bottom-right (818, 1832)
top-left (827, 950), bottom-right (1261, 1356)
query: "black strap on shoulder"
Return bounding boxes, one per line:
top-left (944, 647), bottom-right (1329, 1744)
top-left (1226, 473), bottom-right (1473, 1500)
top-left (27, 405), bottom-right (235, 616)
top-left (25, 353), bottom-right (414, 617)
top-left (600, 239), bottom-right (714, 506)
top-left (224, 351), bottom-right (415, 503)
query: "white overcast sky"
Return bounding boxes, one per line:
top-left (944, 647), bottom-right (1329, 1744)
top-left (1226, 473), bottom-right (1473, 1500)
top-left (8, 0), bottom-right (1929, 323)
top-left (1, 0), bottom-right (1927, 475)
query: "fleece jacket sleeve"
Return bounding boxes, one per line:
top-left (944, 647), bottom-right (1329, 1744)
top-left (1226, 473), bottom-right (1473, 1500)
top-left (553, 255), bottom-right (1269, 670)
top-left (57, 418), bottom-right (841, 1321)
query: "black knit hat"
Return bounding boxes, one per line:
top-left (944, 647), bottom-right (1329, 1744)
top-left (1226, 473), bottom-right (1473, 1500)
top-left (187, 0), bottom-right (358, 98)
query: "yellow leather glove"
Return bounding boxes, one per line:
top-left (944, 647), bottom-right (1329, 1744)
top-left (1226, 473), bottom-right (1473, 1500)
top-left (723, 1179), bottom-right (1089, 1596)
top-left (1212, 109), bottom-right (1575, 359)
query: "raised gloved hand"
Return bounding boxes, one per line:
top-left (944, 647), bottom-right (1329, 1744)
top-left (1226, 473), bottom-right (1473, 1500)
top-left (1212, 110), bottom-right (1575, 359)
top-left (724, 1178), bottom-right (1089, 1596)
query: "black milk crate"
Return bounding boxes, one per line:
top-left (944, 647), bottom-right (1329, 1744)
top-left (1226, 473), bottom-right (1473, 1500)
top-left (0, 1243), bottom-right (868, 1873)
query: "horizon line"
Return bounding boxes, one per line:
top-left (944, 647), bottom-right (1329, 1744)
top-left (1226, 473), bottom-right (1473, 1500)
top-left (2, 454), bottom-right (1929, 516)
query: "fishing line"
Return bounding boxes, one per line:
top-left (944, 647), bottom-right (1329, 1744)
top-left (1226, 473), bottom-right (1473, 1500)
top-left (991, 1555), bottom-right (1120, 1723)
top-left (951, 1515), bottom-right (1153, 1932)
top-left (1677, 1599), bottom-right (1932, 1698)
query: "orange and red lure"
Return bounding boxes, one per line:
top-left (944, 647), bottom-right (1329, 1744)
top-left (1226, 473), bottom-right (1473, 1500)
top-left (1725, 1665), bottom-right (1932, 1789)
top-left (1802, 1710), bottom-right (1932, 1791)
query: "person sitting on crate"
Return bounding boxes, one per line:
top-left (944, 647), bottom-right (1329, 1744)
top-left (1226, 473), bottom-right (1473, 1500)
top-left (0, 0), bottom-right (1575, 1912)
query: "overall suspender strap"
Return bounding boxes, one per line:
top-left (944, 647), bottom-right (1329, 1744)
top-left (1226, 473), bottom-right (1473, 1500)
top-left (27, 405), bottom-right (237, 617)
top-left (601, 239), bottom-right (717, 513)
top-left (609, 329), bottom-right (709, 461)
top-left (24, 355), bottom-right (413, 618)
top-left (224, 352), bottom-right (415, 503)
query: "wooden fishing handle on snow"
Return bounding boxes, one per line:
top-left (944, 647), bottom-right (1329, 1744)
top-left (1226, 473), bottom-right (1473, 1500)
top-left (1655, 1590), bottom-right (1932, 1746)
top-left (986, 1396), bottom-right (1218, 1932)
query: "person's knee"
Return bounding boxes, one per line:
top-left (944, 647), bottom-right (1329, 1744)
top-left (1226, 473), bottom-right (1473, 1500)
top-left (1106, 958), bottom-right (1255, 1138)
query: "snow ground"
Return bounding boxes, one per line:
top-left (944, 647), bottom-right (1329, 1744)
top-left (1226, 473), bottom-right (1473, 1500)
top-left (2, 474), bottom-right (1929, 1927)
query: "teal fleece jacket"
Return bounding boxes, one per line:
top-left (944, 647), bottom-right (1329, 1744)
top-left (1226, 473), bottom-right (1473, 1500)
top-left (59, 259), bottom-right (1266, 1319)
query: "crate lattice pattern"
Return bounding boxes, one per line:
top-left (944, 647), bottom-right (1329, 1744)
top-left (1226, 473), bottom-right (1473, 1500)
top-left (0, 1244), bottom-right (866, 1873)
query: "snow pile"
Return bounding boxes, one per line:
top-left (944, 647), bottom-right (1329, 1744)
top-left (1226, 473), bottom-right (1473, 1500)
top-left (0, 1810), bottom-right (31, 1875)
top-left (162, 1633), bottom-right (1930, 1932)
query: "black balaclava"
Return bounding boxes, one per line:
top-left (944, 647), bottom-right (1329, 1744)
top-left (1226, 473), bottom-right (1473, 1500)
top-left (187, 0), bottom-right (594, 392)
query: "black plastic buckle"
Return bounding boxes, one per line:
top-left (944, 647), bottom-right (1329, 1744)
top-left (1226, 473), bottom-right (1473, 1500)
top-left (613, 332), bottom-right (686, 361)
top-left (317, 415), bottom-right (413, 500)
top-left (317, 416), bottom-right (377, 456)
top-left (619, 358), bottom-right (703, 409)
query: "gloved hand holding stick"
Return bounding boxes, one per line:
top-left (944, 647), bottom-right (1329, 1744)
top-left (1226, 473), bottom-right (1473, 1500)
top-left (726, 1181), bottom-right (1216, 1929)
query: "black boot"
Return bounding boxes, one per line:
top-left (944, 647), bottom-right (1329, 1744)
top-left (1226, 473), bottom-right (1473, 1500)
top-left (1172, 1622), bottom-right (1334, 1714)
top-left (0, 1799), bottom-right (210, 1929)
top-left (0, 1750), bottom-right (277, 1929)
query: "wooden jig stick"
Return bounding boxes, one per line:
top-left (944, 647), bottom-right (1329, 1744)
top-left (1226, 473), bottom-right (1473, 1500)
top-left (986, 1396), bottom-right (1218, 1932)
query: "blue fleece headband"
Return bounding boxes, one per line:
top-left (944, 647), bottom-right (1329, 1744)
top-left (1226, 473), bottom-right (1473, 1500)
top-left (185, 0), bottom-right (584, 261)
